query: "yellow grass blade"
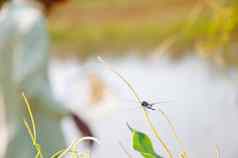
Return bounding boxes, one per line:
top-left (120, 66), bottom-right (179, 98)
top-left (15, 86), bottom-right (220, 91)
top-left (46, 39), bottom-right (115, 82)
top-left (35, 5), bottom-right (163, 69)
top-left (22, 92), bottom-right (37, 143)
top-left (22, 92), bottom-right (44, 158)
top-left (118, 141), bottom-right (134, 158)
top-left (56, 137), bottom-right (100, 158)
top-left (97, 56), bottom-right (141, 103)
top-left (23, 119), bottom-right (34, 142)
top-left (156, 107), bottom-right (189, 158)
top-left (215, 145), bottom-right (221, 158)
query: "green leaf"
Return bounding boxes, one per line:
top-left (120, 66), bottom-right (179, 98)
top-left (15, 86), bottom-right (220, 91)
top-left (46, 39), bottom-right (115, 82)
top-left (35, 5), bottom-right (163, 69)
top-left (132, 130), bottom-right (155, 154)
top-left (130, 126), bottom-right (163, 158)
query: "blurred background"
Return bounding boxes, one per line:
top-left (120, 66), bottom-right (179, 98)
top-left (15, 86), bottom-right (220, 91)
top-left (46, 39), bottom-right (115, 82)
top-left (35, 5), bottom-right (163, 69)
top-left (1, 0), bottom-right (238, 158)
top-left (49, 0), bottom-right (238, 64)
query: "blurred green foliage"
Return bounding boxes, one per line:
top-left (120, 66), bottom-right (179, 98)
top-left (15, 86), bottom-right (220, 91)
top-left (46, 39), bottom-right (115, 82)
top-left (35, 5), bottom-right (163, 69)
top-left (49, 0), bottom-right (238, 67)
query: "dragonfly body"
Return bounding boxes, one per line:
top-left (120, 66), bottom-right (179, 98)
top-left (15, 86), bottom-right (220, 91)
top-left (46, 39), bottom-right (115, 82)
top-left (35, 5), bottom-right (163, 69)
top-left (141, 101), bottom-right (156, 110)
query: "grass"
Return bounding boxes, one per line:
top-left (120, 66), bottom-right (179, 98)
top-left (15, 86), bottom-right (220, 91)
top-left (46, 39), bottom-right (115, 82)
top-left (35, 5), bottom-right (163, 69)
top-left (22, 92), bottom-right (99, 158)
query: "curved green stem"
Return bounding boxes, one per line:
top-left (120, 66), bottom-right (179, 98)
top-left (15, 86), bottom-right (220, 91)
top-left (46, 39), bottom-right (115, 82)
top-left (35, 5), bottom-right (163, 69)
top-left (56, 137), bottom-right (100, 158)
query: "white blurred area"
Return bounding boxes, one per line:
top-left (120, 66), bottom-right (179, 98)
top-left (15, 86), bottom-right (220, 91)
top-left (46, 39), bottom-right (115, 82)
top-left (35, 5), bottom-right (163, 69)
top-left (50, 55), bottom-right (238, 158)
top-left (1, 55), bottom-right (238, 158)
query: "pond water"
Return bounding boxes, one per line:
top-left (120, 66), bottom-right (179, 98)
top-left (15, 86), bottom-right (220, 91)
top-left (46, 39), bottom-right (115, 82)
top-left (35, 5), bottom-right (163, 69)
top-left (50, 55), bottom-right (238, 158)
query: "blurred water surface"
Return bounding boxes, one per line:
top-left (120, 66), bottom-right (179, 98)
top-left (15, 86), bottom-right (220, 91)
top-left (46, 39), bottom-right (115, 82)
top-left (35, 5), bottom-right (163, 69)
top-left (4, 55), bottom-right (237, 158)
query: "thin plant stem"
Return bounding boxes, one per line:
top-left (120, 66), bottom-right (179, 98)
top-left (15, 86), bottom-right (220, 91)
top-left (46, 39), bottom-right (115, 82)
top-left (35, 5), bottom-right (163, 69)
top-left (97, 56), bottom-right (141, 103)
top-left (22, 93), bottom-right (44, 158)
top-left (156, 107), bottom-right (189, 158)
top-left (57, 137), bottom-right (100, 158)
top-left (118, 141), bottom-right (134, 158)
top-left (215, 145), bottom-right (221, 158)
top-left (22, 92), bottom-right (37, 142)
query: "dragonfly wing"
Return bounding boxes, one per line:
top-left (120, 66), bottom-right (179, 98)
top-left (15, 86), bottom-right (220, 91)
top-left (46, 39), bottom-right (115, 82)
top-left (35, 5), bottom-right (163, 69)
top-left (150, 100), bottom-right (172, 106)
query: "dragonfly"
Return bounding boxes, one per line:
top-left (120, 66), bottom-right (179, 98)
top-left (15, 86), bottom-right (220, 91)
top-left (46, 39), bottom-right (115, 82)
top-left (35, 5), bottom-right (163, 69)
top-left (141, 101), bottom-right (159, 111)
top-left (97, 56), bottom-right (168, 112)
top-left (119, 98), bottom-right (171, 112)
top-left (113, 98), bottom-right (171, 114)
